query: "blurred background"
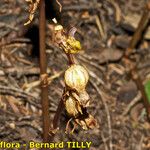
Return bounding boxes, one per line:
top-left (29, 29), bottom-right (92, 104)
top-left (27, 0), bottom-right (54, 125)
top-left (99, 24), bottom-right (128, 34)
top-left (0, 0), bottom-right (150, 149)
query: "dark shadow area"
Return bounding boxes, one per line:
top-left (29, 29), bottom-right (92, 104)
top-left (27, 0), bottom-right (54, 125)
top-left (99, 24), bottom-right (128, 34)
top-left (45, 0), bottom-right (61, 23)
top-left (24, 25), bottom-right (40, 57)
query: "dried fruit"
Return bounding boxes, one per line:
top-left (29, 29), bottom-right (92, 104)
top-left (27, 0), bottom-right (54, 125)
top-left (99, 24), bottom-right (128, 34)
top-left (64, 64), bottom-right (89, 92)
top-left (65, 96), bottom-right (82, 117)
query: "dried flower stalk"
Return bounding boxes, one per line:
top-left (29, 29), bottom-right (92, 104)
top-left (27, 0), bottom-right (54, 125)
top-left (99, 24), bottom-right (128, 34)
top-left (53, 21), bottom-right (98, 132)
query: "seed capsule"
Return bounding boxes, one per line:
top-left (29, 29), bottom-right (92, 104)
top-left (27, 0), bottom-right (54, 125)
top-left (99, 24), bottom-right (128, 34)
top-left (65, 96), bottom-right (82, 117)
top-left (64, 65), bottom-right (89, 92)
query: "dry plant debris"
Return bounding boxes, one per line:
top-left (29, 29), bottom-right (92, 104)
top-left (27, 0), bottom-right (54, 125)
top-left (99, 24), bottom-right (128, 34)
top-left (24, 0), bottom-right (40, 25)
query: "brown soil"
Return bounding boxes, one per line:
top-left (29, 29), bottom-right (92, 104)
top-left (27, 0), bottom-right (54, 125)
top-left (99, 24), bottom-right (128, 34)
top-left (0, 0), bottom-right (150, 150)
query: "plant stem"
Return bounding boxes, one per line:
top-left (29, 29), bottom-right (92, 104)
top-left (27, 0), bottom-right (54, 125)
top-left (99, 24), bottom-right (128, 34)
top-left (39, 0), bottom-right (50, 142)
top-left (67, 53), bottom-right (75, 65)
top-left (131, 68), bottom-right (150, 119)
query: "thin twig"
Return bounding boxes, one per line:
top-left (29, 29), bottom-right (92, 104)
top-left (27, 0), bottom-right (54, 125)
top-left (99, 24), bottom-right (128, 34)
top-left (122, 92), bottom-right (142, 116)
top-left (108, 0), bottom-right (121, 23)
top-left (101, 132), bottom-right (109, 150)
top-left (95, 15), bottom-right (106, 40)
top-left (90, 80), bottom-right (113, 150)
top-left (56, 0), bottom-right (62, 12)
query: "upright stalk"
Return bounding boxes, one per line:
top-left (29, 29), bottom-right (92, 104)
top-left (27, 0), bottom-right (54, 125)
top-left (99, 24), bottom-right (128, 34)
top-left (39, 0), bottom-right (50, 142)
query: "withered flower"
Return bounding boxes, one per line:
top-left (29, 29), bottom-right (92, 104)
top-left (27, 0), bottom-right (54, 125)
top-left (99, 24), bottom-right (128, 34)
top-left (54, 24), bottom-right (82, 54)
top-left (65, 95), bottom-right (82, 117)
top-left (75, 114), bottom-right (98, 130)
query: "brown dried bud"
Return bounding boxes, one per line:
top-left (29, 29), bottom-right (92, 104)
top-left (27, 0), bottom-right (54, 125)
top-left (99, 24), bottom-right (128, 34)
top-left (64, 65), bottom-right (89, 92)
